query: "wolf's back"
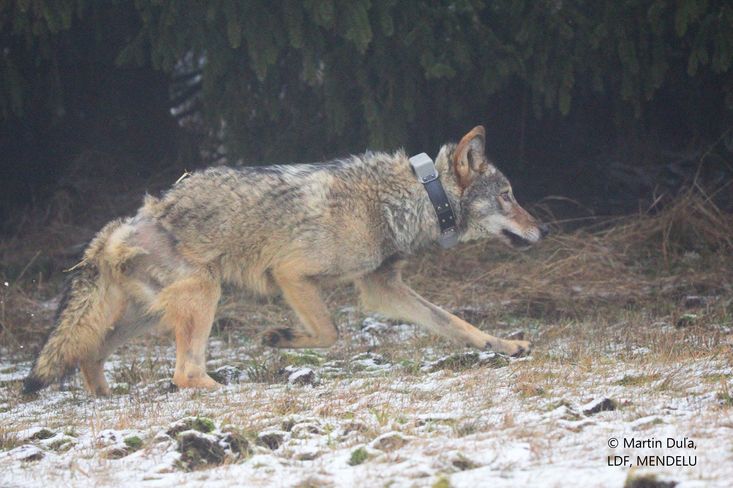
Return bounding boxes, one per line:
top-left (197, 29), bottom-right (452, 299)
top-left (23, 219), bottom-right (124, 394)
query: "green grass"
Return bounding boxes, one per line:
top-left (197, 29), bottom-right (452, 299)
top-left (615, 374), bottom-right (661, 387)
top-left (716, 384), bottom-right (733, 407)
top-left (124, 436), bottom-right (143, 450)
top-left (348, 447), bottom-right (368, 466)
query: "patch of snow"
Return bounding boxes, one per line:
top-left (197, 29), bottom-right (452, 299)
top-left (2, 326), bottom-right (733, 487)
top-left (356, 316), bottom-right (421, 346)
top-left (1, 445), bottom-right (45, 463)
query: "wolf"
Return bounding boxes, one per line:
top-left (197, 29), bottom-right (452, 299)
top-left (23, 126), bottom-right (548, 396)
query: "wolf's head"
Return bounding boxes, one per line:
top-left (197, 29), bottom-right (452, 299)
top-left (436, 126), bottom-right (549, 249)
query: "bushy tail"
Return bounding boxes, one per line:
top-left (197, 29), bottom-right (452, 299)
top-left (22, 265), bottom-right (104, 394)
top-left (23, 220), bottom-right (126, 395)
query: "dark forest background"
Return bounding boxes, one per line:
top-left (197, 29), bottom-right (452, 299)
top-left (2, 0), bottom-right (733, 234)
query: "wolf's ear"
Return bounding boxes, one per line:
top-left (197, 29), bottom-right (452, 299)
top-left (453, 126), bottom-right (489, 189)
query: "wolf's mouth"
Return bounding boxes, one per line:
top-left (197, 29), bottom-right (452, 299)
top-left (502, 229), bottom-right (532, 248)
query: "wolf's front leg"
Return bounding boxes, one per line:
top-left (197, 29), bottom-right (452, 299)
top-left (152, 273), bottom-right (222, 388)
top-left (355, 261), bottom-right (530, 356)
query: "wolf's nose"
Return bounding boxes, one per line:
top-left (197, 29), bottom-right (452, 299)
top-left (538, 223), bottom-right (550, 238)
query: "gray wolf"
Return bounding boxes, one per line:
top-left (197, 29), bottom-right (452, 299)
top-left (23, 126), bottom-right (548, 396)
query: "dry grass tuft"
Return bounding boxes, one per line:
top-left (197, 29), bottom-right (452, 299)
top-left (0, 430), bottom-right (21, 451)
top-left (409, 187), bottom-right (733, 321)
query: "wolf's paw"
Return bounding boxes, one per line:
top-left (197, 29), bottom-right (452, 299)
top-left (488, 339), bottom-right (531, 357)
top-left (173, 373), bottom-right (221, 390)
top-left (262, 327), bottom-right (295, 347)
top-left (91, 384), bottom-right (112, 397)
top-left (506, 340), bottom-right (531, 357)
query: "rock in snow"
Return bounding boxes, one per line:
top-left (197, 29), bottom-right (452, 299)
top-left (370, 431), bottom-right (410, 452)
top-left (282, 366), bottom-right (319, 386)
top-left (5, 445), bottom-right (44, 462)
top-left (581, 397), bottom-right (618, 415)
top-left (256, 430), bottom-right (287, 450)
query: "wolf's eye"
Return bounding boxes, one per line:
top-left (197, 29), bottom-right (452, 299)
top-left (500, 191), bottom-right (511, 203)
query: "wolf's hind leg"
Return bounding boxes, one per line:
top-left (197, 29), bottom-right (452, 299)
top-left (262, 270), bottom-right (338, 348)
top-left (152, 270), bottom-right (221, 389)
top-left (80, 358), bottom-right (110, 396)
top-left (79, 303), bottom-right (160, 396)
top-left (355, 260), bottom-right (530, 357)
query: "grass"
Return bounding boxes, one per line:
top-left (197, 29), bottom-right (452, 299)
top-left (0, 309), bottom-right (730, 483)
top-left (624, 472), bottom-right (678, 488)
top-left (432, 476), bottom-right (452, 488)
top-left (716, 383), bottom-right (733, 407)
top-left (0, 431), bottom-right (21, 451)
top-left (348, 446), bottom-right (368, 466)
top-left (615, 374), bottom-right (662, 387)
top-left (29, 429), bottom-right (54, 440)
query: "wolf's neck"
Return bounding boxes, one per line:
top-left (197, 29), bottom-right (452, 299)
top-left (380, 151), bottom-right (463, 254)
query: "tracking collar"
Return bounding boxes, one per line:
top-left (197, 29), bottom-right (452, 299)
top-left (409, 153), bottom-right (459, 249)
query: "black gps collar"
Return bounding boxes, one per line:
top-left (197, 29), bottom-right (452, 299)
top-left (409, 153), bottom-right (459, 249)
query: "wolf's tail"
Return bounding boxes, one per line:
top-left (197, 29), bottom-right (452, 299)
top-left (23, 220), bottom-right (127, 394)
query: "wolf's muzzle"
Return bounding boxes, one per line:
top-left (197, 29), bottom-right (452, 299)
top-left (539, 223), bottom-right (550, 239)
top-left (502, 229), bottom-right (533, 248)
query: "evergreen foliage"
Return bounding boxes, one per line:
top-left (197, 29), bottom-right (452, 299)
top-left (2, 0), bottom-right (732, 163)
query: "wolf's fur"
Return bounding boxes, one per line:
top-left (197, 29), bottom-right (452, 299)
top-left (24, 126), bottom-right (547, 396)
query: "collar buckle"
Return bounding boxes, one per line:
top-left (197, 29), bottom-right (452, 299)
top-left (409, 153), bottom-right (437, 182)
top-left (409, 153), bottom-right (459, 249)
top-left (437, 228), bottom-right (458, 249)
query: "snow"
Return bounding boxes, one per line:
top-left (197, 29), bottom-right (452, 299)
top-left (356, 317), bottom-right (420, 346)
top-left (1, 315), bottom-right (732, 487)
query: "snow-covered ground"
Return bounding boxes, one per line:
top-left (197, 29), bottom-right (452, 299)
top-left (1, 311), bottom-right (731, 487)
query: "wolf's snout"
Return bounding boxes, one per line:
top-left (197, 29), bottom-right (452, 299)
top-left (538, 223), bottom-right (550, 239)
